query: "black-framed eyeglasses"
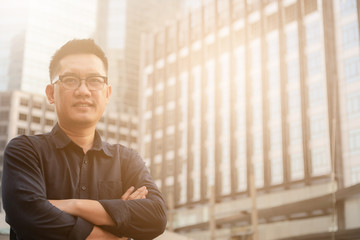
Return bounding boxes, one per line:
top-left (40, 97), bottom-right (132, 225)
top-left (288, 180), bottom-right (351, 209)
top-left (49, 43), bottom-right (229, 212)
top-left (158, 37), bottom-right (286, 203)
top-left (52, 75), bottom-right (108, 91)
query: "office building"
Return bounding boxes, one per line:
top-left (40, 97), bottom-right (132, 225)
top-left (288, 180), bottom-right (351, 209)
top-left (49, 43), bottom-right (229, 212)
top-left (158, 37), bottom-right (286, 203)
top-left (0, 0), bottom-right (97, 95)
top-left (95, 0), bottom-right (187, 115)
top-left (139, 0), bottom-right (360, 239)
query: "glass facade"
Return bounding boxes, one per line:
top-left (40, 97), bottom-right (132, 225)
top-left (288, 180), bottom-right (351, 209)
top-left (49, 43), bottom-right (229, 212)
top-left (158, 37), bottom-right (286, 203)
top-left (139, 0), bottom-right (360, 237)
top-left (0, 0), bottom-right (97, 95)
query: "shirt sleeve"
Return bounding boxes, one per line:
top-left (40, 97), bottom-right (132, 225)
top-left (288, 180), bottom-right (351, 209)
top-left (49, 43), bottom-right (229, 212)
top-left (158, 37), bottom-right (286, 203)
top-left (1, 136), bottom-right (94, 240)
top-left (98, 147), bottom-right (167, 240)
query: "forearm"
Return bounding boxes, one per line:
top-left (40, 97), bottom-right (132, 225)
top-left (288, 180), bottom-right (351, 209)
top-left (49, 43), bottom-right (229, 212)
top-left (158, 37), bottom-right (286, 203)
top-left (86, 226), bottom-right (127, 240)
top-left (50, 199), bottom-right (115, 226)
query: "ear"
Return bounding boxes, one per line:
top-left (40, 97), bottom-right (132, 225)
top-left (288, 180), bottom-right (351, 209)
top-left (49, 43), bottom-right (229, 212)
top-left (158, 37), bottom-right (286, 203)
top-left (45, 84), bottom-right (55, 104)
top-left (105, 85), bottom-right (112, 104)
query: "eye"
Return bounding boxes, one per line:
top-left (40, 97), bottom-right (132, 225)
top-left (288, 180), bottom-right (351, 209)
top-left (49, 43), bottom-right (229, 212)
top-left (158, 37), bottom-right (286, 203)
top-left (62, 76), bottom-right (79, 84)
top-left (87, 76), bottom-right (104, 83)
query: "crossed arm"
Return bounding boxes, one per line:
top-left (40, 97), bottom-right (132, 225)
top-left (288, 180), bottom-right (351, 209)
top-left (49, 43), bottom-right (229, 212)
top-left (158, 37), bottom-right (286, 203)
top-left (49, 186), bottom-right (148, 240)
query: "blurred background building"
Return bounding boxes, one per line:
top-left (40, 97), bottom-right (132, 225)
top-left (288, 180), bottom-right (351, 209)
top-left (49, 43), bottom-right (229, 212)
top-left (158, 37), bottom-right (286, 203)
top-left (95, 0), bottom-right (187, 115)
top-left (139, 0), bottom-right (360, 239)
top-left (1, 0), bottom-right (360, 239)
top-left (0, 0), bottom-right (98, 94)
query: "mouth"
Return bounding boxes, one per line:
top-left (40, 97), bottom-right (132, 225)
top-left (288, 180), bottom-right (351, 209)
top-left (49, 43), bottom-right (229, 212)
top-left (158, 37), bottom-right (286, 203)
top-left (72, 102), bottom-right (94, 108)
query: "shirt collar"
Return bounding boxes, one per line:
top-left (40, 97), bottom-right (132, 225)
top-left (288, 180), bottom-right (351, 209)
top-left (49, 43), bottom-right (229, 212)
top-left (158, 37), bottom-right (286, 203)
top-left (51, 123), bottom-right (113, 157)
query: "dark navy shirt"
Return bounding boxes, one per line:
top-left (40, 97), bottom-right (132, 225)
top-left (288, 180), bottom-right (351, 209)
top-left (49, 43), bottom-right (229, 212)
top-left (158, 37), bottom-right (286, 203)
top-left (2, 124), bottom-right (166, 240)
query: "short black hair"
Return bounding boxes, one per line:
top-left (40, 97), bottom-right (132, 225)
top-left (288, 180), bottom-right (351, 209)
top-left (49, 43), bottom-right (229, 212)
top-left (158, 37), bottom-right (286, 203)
top-left (49, 38), bottom-right (108, 81)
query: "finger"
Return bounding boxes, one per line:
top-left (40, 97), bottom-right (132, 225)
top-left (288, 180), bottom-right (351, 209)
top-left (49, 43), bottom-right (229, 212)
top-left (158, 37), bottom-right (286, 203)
top-left (141, 189), bottom-right (148, 199)
top-left (121, 186), bottom-right (135, 200)
top-left (129, 186), bottom-right (147, 200)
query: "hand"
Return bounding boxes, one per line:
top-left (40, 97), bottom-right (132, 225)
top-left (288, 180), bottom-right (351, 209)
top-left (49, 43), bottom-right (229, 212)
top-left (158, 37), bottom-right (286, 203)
top-left (121, 186), bottom-right (148, 200)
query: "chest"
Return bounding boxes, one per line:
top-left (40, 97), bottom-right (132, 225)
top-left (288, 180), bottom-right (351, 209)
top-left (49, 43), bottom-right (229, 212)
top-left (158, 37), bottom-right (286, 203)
top-left (40, 150), bottom-right (123, 200)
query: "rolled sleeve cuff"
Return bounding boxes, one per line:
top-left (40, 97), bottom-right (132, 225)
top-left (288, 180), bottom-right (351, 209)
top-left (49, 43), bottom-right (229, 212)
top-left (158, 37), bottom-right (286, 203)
top-left (68, 217), bottom-right (94, 240)
top-left (98, 199), bottom-right (130, 236)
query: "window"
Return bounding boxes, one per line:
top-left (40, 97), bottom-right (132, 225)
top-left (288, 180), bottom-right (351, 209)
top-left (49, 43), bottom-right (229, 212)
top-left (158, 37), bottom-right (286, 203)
top-left (155, 114), bottom-right (163, 130)
top-left (146, 119), bottom-right (152, 133)
top-left (304, 0), bottom-right (317, 15)
top-left (46, 104), bottom-right (54, 112)
top-left (287, 60), bottom-right (300, 83)
top-left (310, 116), bottom-right (325, 139)
top-left (289, 122), bottom-right (302, 145)
top-left (120, 134), bottom-right (127, 141)
top-left (33, 101), bottom-right (42, 109)
top-left (45, 119), bottom-right (54, 126)
top-left (270, 129), bottom-right (282, 151)
top-left (286, 30), bottom-right (299, 54)
top-left (20, 97), bottom-right (29, 107)
top-left (32, 116), bottom-right (41, 124)
top-left (342, 22), bottom-right (359, 50)
top-left (234, 29), bottom-right (245, 47)
top-left (155, 139), bottom-right (163, 155)
top-left (269, 99), bottom-right (281, 121)
top-left (107, 131), bottom-right (116, 139)
top-left (165, 160), bottom-right (174, 176)
top-left (18, 128), bottom-right (26, 135)
top-left (285, 4), bottom-right (297, 23)
top-left (340, 0), bottom-right (357, 16)
top-left (166, 85), bottom-right (176, 102)
top-left (308, 82), bottom-right (324, 105)
top-left (146, 96), bottom-right (153, 111)
top-left (266, 13), bottom-right (278, 32)
top-left (267, 38), bottom-right (279, 61)
top-left (347, 91), bottom-right (360, 118)
top-left (166, 134), bottom-right (175, 150)
top-left (271, 158), bottom-right (283, 184)
top-left (288, 90), bottom-right (301, 113)
top-left (152, 163), bottom-right (162, 179)
top-left (344, 56), bottom-right (360, 82)
top-left (311, 149), bottom-right (330, 176)
top-left (307, 51), bottom-right (322, 77)
top-left (268, 68), bottom-right (280, 89)
top-left (19, 113), bottom-right (27, 121)
top-left (166, 110), bottom-right (175, 126)
top-left (349, 128), bottom-right (360, 155)
top-left (155, 32), bottom-right (165, 61)
top-left (147, 73), bottom-right (153, 87)
top-left (251, 22), bottom-right (260, 39)
top-left (290, 153), bottom-right (304, 180)
top-left (306, 21), bottom-right (320, 46)
top-left (108, 118), bottom-right (116, 125)
top-left (144, 142), bottom-right (151, 158)
top-left (155, 90), bottom-right (163, 107)
top-left (351, 166), bottom-right (360, 185)
top-left (253, 132), bottom-right (263, 155)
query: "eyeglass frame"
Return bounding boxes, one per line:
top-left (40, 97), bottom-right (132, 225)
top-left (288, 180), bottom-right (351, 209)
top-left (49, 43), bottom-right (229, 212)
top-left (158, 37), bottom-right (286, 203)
top-left (52, 74), bottom-right (108, 91)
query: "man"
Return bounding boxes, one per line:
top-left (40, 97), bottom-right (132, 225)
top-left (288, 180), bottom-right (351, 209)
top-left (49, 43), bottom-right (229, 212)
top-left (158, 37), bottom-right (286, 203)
top-left (2, 39), bottom-right (167, 239)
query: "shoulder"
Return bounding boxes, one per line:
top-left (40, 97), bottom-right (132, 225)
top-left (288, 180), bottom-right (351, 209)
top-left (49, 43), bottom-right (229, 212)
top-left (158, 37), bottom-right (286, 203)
top-left (5, 133), bottom-right (52, 153)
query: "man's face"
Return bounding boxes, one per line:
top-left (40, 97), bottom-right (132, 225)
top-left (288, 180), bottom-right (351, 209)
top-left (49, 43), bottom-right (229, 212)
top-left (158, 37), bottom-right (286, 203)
top-left (46, 54), bottom-right (112, 129)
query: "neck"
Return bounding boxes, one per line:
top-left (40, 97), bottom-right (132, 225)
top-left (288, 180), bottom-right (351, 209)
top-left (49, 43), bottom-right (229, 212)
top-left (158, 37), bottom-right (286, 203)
top-left (58, 122), bottom-right (96, 153)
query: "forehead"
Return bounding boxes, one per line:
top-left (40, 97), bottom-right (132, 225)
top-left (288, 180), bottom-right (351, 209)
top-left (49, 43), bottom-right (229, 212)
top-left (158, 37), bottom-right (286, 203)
top-left (57, 54), bottom-right (106, 75)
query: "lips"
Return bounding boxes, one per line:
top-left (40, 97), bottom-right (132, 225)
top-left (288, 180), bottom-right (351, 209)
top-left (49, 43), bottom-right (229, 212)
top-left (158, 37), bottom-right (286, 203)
top-left (72, 102), bottom-right (94, 107)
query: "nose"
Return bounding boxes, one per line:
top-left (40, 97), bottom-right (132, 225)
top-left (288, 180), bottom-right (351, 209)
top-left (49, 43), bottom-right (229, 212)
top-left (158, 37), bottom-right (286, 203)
top-left (74, 80), bottom-right (91, 95)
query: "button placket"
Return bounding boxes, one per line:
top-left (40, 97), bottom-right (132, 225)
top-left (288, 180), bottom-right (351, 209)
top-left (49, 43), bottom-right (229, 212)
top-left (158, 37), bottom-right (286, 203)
top-left (79, 155), bottom-right (89, 198)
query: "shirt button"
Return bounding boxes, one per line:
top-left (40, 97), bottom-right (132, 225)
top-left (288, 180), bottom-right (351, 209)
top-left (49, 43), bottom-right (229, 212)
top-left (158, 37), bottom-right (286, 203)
top-left (81, 186), bottom-right (87, 191)
top-left (84, 160), bottom-right (88, 165)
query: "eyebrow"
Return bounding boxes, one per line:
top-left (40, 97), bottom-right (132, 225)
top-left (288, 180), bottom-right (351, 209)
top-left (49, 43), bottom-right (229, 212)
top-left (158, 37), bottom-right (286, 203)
top-left (61, 72), bottom-right (104, 77)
